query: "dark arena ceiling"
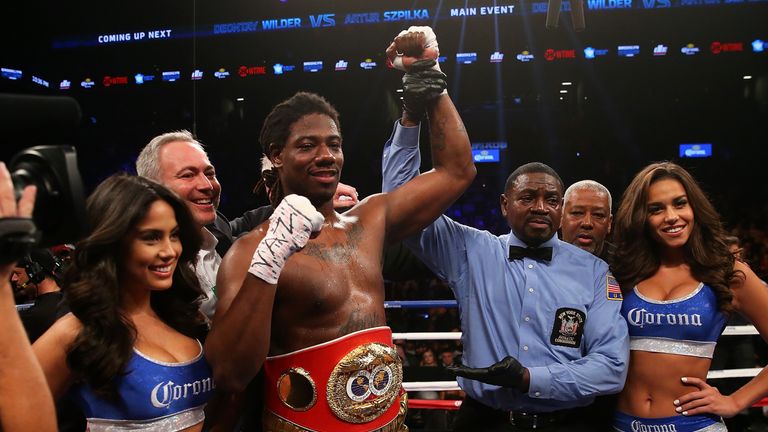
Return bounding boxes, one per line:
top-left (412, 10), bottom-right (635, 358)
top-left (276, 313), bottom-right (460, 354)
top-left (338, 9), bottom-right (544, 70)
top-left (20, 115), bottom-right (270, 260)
top-left (1, 0), bottom-right (767, 223)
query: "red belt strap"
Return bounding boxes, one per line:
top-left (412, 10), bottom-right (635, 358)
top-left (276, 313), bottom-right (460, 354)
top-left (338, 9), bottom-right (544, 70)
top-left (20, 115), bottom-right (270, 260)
top-left (264, 326), bottom-right (403, 432)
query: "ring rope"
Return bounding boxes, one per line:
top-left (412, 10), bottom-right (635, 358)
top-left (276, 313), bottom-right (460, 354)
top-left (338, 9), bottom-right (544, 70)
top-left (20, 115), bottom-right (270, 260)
top-left (406, 397), bottom-right (768, 410)
top-left (393, 325), bottom-right (758, 341)
top-left (385, 300), bottom-right (458, 309)
top-left (403, 367), bottom-right (764, 395)
top-left (390, 302), bottom-right (766, 408)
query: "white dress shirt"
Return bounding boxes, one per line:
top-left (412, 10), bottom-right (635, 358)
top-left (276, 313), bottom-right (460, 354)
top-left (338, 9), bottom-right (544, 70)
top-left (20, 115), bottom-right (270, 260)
top-left (195, 228), bottom-right (221, 320)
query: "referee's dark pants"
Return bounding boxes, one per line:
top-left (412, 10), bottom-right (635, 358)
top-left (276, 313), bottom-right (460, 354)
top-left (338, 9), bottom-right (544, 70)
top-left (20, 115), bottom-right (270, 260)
top-left (452, 396), bottom-right (610, 432)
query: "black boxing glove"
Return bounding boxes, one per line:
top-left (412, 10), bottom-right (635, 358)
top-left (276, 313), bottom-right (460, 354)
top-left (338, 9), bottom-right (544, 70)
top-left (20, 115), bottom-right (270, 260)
top-left (446, 356), bottom-right (527, 389)
top-left (401, 59), bottom-right (447, 121)
top-left (408, 58), bottom-right (440, 73)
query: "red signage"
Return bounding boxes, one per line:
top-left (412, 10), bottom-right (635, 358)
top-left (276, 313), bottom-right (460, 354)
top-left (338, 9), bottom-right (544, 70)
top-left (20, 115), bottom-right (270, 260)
top-left (544, 49), bottom-right (576, 61)
top-left (710, 41), bottom-right (744, 54)
top-left (102, 76), bottom-right (129, 87)
top-left (238, 66), bottom-right (267, 77)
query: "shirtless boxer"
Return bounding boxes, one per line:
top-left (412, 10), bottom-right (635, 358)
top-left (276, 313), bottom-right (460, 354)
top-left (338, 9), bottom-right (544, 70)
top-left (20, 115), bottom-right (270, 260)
top-left (204, 27), bottom-right (475, 432)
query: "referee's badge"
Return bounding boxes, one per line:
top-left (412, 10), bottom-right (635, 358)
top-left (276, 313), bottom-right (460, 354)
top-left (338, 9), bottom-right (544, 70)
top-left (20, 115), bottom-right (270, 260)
top-left (550, 308), bottom-right (586, 348)
top-left (606, 273), bottom-right (623, 301)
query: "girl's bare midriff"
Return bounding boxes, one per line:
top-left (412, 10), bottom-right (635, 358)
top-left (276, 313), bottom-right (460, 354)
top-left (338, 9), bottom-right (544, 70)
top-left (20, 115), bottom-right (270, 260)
top-left (618, 350), bottom-right (711, 417)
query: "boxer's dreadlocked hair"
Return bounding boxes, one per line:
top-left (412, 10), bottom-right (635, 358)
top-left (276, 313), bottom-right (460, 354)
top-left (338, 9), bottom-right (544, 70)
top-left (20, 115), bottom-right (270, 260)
top-left (258, 92), bottom-right (341, 208)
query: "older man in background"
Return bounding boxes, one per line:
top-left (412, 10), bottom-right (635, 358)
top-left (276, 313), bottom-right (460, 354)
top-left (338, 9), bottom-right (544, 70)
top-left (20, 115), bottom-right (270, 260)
top-left (560, 180), bottom-right (614, 263)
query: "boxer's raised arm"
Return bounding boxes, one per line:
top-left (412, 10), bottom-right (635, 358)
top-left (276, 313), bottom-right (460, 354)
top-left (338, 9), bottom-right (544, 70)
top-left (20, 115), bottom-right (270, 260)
top-left (380, 28), bottom-right (475, 244)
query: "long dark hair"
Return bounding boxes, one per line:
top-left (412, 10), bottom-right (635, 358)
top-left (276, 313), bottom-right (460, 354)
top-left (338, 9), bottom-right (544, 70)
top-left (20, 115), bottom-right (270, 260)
top-left (64, 174), bottom-right (206, 398)
top-left (613, 162), bottom-right (738, 312)
top-left (258, 92), bottom-right (341, 208)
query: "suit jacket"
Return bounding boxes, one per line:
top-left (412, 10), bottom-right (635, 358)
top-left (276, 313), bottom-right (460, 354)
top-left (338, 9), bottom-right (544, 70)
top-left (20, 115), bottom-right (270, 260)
top-left (206, 207), bottom-right (275, 257)
top-left (206, 211), bottom-right (234, 257)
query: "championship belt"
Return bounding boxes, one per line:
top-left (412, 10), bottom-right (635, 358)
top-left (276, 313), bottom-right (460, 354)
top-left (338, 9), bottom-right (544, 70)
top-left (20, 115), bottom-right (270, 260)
top-left (263, 326), bottom-right (407, 432)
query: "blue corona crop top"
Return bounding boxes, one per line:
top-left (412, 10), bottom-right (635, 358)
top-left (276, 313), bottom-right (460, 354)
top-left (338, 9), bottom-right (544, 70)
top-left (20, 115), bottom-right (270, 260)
top-left (68, 340), bottom-right (215, 431)
top-left (621, 283), bottom-right (727, 358)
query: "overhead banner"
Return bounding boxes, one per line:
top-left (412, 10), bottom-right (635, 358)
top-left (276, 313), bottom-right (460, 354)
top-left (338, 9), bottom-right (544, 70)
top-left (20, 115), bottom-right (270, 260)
top-left (52, 0), bottom-right (765, 49)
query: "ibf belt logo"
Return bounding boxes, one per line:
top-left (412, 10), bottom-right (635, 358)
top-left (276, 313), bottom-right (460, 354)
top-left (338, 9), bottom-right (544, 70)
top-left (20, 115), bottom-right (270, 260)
top-left (345, 365), bottom-right (394, 401)
top-left (550, 308), bottom-right (585, 348)
top-left (328, 343), bottom-right (402, 424)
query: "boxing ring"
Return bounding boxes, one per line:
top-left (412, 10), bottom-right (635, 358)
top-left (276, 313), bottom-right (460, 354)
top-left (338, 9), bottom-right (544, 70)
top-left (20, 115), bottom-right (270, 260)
top-left (384, 300), bottom-right (768, 411)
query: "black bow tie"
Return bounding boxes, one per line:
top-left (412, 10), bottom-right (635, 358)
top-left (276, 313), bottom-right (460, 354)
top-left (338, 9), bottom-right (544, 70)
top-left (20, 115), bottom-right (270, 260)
top-left (508, 245), bottom-right (553, 262)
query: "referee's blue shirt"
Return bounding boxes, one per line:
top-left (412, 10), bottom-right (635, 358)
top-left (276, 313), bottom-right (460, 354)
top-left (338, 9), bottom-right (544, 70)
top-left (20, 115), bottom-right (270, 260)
top-left (382, 120), bottom-right (629, 412)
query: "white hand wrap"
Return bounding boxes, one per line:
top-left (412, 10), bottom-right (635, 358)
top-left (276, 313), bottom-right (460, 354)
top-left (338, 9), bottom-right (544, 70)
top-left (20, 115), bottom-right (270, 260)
top-left (248, 194), bottom-right (324, 284)
top-left (392, 26), bottom-right (441, 72)
top-left (407, 26), bottom-right (439, 51)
